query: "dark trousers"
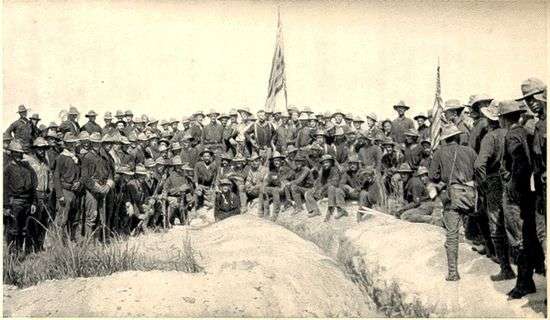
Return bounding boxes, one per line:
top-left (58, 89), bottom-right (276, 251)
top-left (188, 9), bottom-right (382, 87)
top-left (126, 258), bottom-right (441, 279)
top-left (5, 198), bottom-right (31, 252)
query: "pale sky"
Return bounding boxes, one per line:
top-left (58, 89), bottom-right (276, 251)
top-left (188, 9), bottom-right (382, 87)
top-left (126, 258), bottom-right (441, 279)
top-left (2, 0), bottom-right (548, 127)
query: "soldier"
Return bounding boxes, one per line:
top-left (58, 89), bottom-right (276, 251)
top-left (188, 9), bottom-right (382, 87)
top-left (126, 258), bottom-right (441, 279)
top-left (391, 101), bottom-right (415, 144)
top-left (188, 112), bottom-right (204, 143)
top-left (395, 166), bottom-right (440, 226)
top-left (245, 110), bottom-right (275, 153)
top-left (3, 140), bottom-right (37, 252)
top-left (214, 178), bottom-right (241, 221)
top-left (80, 132), bottom-right (115, 240)
top-left (194, 148), bottom-right (218, 210)
top-left (516, 79), bottom-right (547, 269)
top-left (359, 134), bottom-right (383, 171)
top-left (403, 129), bottom-right (423, 170)
top-left (304, 154), bottom-right (342, 221)
top-left (59, 106), bottom-right (81, 135)
top-left (52, 133), bottom-right (81, 239)
top-left (499, 100), bottom-right (544, 299)
top-left (114, 110), bottom-right (125, 122)
top-left (244, 152), bottom-right (265, 208)
top-left (162, 156), bottom-right (192, 226)
top-left (467, 94), bottom-right (493, 153)
top-left (273, 113), bottom-right (296, 153)
top-left (3, 133), bottom-right (13, 168)
top-left (474, 103), bottom-right (516, 281)
top-left (414, 112), bottom-right (430, 141)
top-left (6, 105), bottom-right (34, 149)
top-left (365, 113), bottom-right (381, 137)
top-left (260, 151), bottom-right (291, 220)
top-left (333, 127), bottom-right (349, 165)
top-left (81, 110), bottom-right (103, 134)
top-left (26, 137), bottom-right (53, 251)
top-left (443, 99), bottom-right (470, 146)
top-left (331, 110), bottom-right (350, 133)
top-left (202, 110), bottom-right (224, 153)
top-left (288, 155), bottom-right (315, 215)
top-left (429, 124), bottom-right (477, 281)
top-left (102, 112), bottom-right (116, 135)
top-left (356, 165), bottom-right (382, 222)
top-left (351, 116), bottom-right (364, 132)
top-left (381, 119), bottom-right (393, 139)
top-left (335, 154), bottom-right (364, 218)
top-left (295, 113), bottom-right (314, 149)
top-left (29, 113), bottom-right (42, 141)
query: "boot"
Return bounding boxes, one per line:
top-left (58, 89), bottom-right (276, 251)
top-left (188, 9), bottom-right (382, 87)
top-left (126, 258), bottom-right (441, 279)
top-left (263, 200), bottom-right (270, 219)
top-left (324, 207), bottom-right (334, 222)
top-left (490, 239), bottom-right (516, 281)
top-left (445, 245), bottom-right (460, 281)
top-left (356, 211), bottom-right (363, 223)
top-left (308, 209), bottom-right (321, 218)
top-left (334, 207), bottom-right (349, 219)
top-left (508, 262), bottom-right (536, 299)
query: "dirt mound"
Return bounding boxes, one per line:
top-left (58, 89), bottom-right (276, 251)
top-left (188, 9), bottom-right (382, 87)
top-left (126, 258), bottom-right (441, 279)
top-left (274, 203), bottom-right (547, 317)
top-left (4, 215), bottom-right (378, 317)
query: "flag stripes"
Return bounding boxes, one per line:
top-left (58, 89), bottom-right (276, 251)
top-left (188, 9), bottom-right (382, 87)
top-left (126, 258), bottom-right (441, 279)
top-left (265, 10), bottom-right (288, 114)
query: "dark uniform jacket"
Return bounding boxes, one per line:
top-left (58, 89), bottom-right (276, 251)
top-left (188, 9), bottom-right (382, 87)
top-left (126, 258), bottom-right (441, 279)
top-left (81, 121), bottom-right (103, 135)
top-left (81, 149), bottom-right (114, 192)
top-left (202, 122), bottom-right (224, 144)
top-left (4, 160), bottom-right (37, 205)
top-left (429, 141), bottom-right (476, 185)
top-left (6, 118), bottom-right (33, 146)
top-left (502, 124), bottom-right (533, 204)
top-left (468, 118), bottom-right (489, 153)
top-left (391, 116), bottom-right (415, 144)
top-left (474, 128), bottom-right (506, 181)
top-left (59, 120), bottom-right (80, 135)
top-left (53, 151), bottom-right (81, 198)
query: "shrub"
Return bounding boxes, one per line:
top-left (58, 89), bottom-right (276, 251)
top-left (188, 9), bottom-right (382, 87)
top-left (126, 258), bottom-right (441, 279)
top-left (3, 226), bottom-right (202, 288)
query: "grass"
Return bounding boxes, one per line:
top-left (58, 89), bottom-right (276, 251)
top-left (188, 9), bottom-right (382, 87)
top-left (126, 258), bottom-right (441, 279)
top-left (3, 226), bottom-right (203, 288)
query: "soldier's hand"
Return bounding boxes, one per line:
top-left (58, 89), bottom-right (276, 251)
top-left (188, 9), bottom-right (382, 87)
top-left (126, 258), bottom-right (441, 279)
top-left (4, 208), bottom-right (12, 218)
top-left (30, 204), bottom-right (37, 215)
top-left (59, 196), bottom-right (66, 206)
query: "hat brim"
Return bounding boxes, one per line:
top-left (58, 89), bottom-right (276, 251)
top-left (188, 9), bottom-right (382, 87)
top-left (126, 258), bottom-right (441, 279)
top-left (331, 113), bottom-right (345, 118)
top-left (440, 131), bottom-right (462, 141)
top-left (396, 169), bottom-right (414, 173)
top-left (393, 105), bottom-right (410, 110)
top-left (414, 116), bottom-right (427, 121)
top-left (480, 108), bottom-right (499, 121)
top-left (498, 109), bottom-right (526, 117)
top-left (515, 89), bottom-right (544, 101)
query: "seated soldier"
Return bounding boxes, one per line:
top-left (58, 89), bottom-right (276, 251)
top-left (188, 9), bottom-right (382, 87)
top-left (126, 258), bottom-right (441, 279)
top-left (289, 154), bottom-right (315, 215)
top-left (227, 153), bottom-right (248, 213)
top-left (395, 166), bottom-right (441, 226)
top-left (356, 165), bottom-right (382, 222)
top-left (127, 165), bottom-right (150, 235)
top-left (214, 178), bottom-right (241, 221)
top-left (335, 154), bottom-right (364, 219)
top-left (244, 152), bottom-right (265, 208)
top-left (194, 148), bottom-right (218, 210)
top-left (260, 151), bottom-right (290, 221)
top-left (304, 154), bottom-right (343, 221)
top-left (163, 156), bottom-right (193, 226)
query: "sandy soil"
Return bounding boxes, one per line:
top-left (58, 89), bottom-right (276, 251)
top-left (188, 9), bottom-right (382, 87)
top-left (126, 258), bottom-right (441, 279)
top-left (3, 214), bottom-right (378, 317)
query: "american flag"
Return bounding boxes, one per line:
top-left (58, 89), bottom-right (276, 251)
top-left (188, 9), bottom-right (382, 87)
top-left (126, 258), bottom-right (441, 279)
top-left (265, 9), bottom-right (288, 114)
top-left (430, 61), bottom-right (444, 150)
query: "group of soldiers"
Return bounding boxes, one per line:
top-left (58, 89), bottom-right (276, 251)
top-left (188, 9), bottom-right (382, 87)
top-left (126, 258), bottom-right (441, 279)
top-left (3, 77), bottom-right (546, 300)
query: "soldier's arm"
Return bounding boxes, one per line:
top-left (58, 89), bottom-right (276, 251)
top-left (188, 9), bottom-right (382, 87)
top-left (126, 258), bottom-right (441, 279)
top-left (5, 121), bottom-right (18, 137)
top-left (474, 134), bottom-right (493, 183)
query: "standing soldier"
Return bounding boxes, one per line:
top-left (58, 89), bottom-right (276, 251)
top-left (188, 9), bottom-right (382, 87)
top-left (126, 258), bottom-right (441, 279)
top-left (102, 112), bottom-right (116, 135)
top-left (53, 133), bottom-right (81, 239)
top-left (80, 132), bottom-right (115, 240)
top-left (414, 112), bottom-right (430, 142)
top-left (364, 113), bottom-right (381, 138)
top-left (6, 105), bottom-right (34, 150)
top-left (391, 101), bottom-right (415, 145)
top-left (29, 113), bottom-right (42, 141)
top-left (26, 137), bottom-right (52, 250)
top-left (516, 79), bottom-right (547, 270)
top-left (189, 112), bottom-right (205, 143)
top-left (443, 99), bottom-right (470, 145)
top-left (474, 103), bottom-right (516, 281)
top-left (467, 94), bottom-right (493, 153)
top-left (499, 100), bottom-right (544, 299)
top-left (81, 110), bottom-right (103, 134)
top-left (429, 124), bottom-right (477, 281)
top-left (202, 110), bottom-right (224, 154)
top-left (273, 114), bottom-right (296, 153)
top-left (3, 140), bottom-right (37, 252)
top-left (59, 106), bottom-right (81, 135)
top-left (245, 110), bottom-right (275, 153)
